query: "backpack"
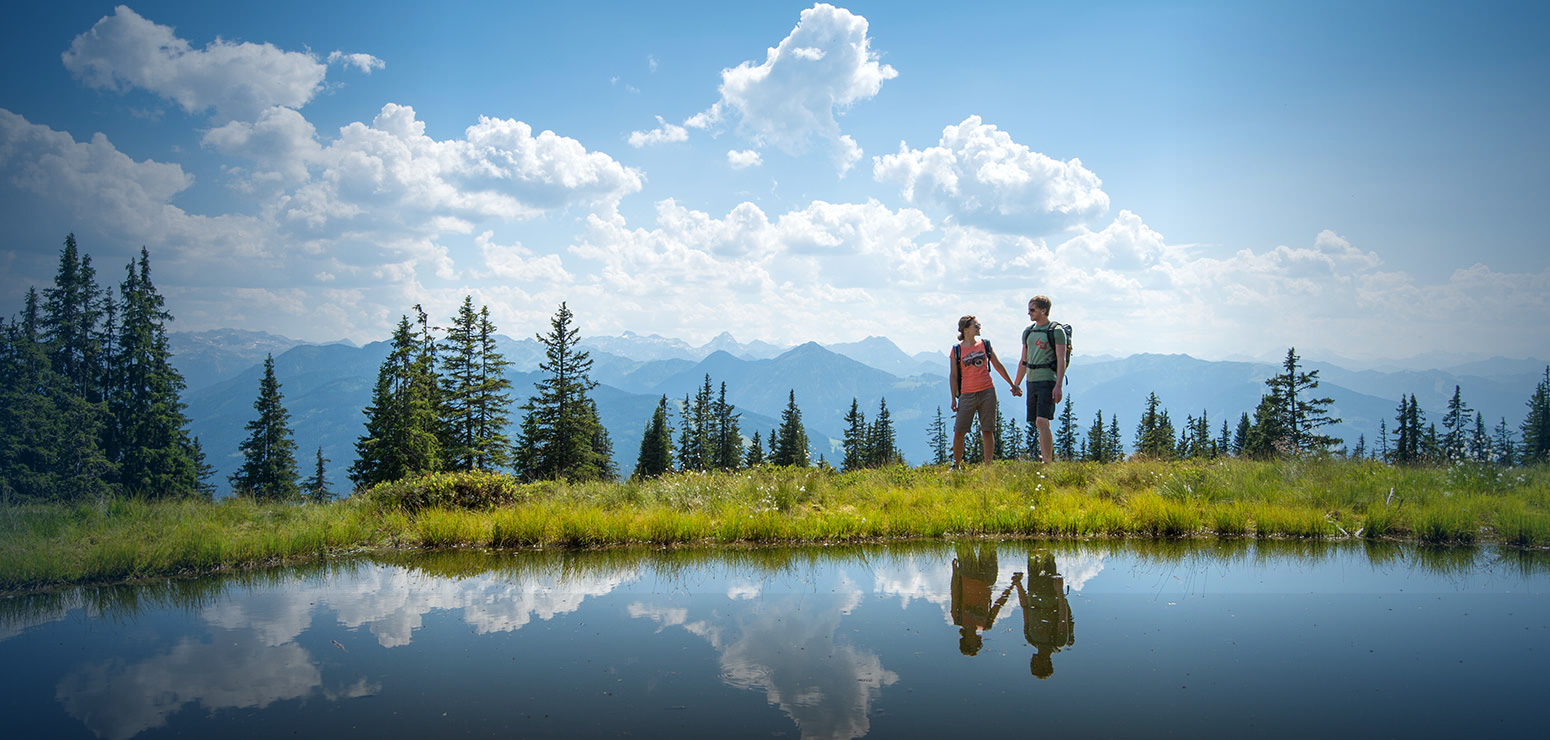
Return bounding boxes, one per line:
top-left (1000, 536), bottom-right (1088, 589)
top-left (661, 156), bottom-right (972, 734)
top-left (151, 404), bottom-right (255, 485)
top-left (1022, 322), bottom-right (1072, 379)
top-left (951, 339), bottom-right (994, 397)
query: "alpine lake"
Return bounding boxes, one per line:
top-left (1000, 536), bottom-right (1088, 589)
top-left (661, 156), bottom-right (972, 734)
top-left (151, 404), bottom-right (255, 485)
top-left (3, 540), bottom-right (1546, 739)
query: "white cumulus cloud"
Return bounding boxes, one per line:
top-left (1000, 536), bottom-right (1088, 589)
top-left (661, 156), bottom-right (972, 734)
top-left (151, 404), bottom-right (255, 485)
top-left (627, 116), bottom-right (689, 148)
top-left (62, 5), bottom-right (327, 121)
top-left (727, 149), bottom-right (763, 169)
top-left (327, 50), bottom-right (385, 74)
top-left (874, 115), bottom-right (1110, 234)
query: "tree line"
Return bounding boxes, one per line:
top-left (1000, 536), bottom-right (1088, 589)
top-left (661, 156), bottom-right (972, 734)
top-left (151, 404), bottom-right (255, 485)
top-left (6, 237), bottom-right (1549, 505)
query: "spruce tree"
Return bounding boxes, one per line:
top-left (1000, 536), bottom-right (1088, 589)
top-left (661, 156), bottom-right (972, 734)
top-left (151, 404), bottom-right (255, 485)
top-left (1054, 398), bottom-right (1077, 461)
top-left (191, 436), bottom-right (217, 501)
top-left (1243, 395), bottom-right (1285, 459)
top-left (1218, 419), bottom-right (1231, 459)
top-left (304, 446), bottom-right (332, 503)
top-left (1352, 434), bottom-right (1367, 460)
top-left (927, 406), bottom-right (949, 466)
top-left (1134, 392), bottom-right (1176, 459)
top-left (1520, 366), bottom-right (1550, 464)
top-left (515, 302), bottom-right (614, 481)
top-left (350, 315), bottom-right (443, 488)
top-left (842, 398), bottom-right (868, 471)
top-left (711, 382), bottom-right (743, 470)
top-left (1377, 419), bottom-right (1390, 462)
top-left (1266, 348), bottom-right (1341, 452)
top-left (868, 397), bottom-right (900, 466)
top-left (439, 299), bottom-right (513, 471)
top-left (771, 390), bottom-right (810, 467)
top-left (1491, 418), bottom-right (1515, 466)
top-left (1084, 409), bottom-right (1107, 462)
top-left (1106, 413), bottom-right (1125, 462)
top-left (230, 354), bottom-right (300, 502)
top-left (1468, 412), bottom-right (1490, 462)
top-left (744, 430), bottom-right (766, 467)
top-left (109, 248), bottom-right (196, 498)
top-left (1233, 413), bottom-right (1250, 457)
top-left (634, 395), bottom-right (676, 479)
top-left (675, 394), bottom-right (693, 471)
top-left (1440, 385), bottom-right (1472, 462)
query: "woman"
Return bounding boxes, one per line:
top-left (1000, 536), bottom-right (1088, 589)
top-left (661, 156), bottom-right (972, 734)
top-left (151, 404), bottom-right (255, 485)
top-left (950, 315), bottom-right (1020, 467)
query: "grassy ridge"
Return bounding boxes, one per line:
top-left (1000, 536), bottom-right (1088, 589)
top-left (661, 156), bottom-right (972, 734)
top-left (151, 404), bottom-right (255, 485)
top-left (3, 459), bottom-right (1548, 592)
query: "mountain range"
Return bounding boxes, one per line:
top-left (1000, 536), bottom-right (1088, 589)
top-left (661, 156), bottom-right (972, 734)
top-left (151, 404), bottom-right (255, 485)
top-left (173, 329), bottom-right (1548, 497)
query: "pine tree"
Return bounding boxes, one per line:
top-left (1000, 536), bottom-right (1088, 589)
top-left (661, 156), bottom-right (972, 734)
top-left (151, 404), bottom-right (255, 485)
top-left (515, 303), bottom-right (614, 482)
top-left (1352, 434), bottom-right (1366, 460)
top-left (1134, 392), bottom-right (1176, 459)
top-left (1520, 366), bottom-right (1550, 464)
top-left (1084, 409), bottom-right (1107, 462)
top-left (1106, 413), bottom-right (1124, 462)
top-left (744, 430), bottom-right (766, 467)
top-left (303, 446), bottom-right (332, 503)
top-left (842, 399), bottom-right (868, 472)
top-left (350, 314), bottom-right (442, 488)
top-left (1233, 413), bottom-right (1250, 457)
top-left (439, 298), bottom-right (514, 471)
top-left (1377, 419), bottom-right (1390, 462)
top-left (1265, 348), bottom-right (1342, 453)
top-left (928, 406), bottom-right (949, 465)
top-left (109, 248), bottom-right (196, 498)
top-left (1007, 417), bottom-right (1026, 462)
top-left (675, 394), bottom-right (693, 472)
top-left (1492, 418), bottom-right (1516, 466)
top-left (191, 436), bottom-right (217, 501)
top-left (1054, 398), bottom-right (1077, 461)
top-left (712, 382), bottom-right (743, 470)
top-left (1468, 412), bottom-right (1490, 462)
top-left (1218, 419), bottom-right (1231, 459)
top-left (633, 395), bottom-right (676, 478)
top-left (1440, 385), bottom-right (1472, 462)
top-left (771, 390), bottom-right (810, 467)
top-left (230, 355), bottom-right (300, 501)
top-left (868, 397), bottom-right (901, 466)
top-left (1243, 394), bottom-right (1285, 459)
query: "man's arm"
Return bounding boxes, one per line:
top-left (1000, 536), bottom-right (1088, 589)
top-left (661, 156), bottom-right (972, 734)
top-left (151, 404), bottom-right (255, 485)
top-left (1012, 340), bottom-right (1028, 386)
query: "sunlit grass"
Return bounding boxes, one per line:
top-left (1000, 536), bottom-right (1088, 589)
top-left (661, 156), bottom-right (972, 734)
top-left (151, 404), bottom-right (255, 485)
top-left (4, 459), bottom-right (1548, 591)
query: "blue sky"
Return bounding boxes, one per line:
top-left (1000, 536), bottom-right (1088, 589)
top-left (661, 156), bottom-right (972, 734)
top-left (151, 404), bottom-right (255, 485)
top-left (1, 1), bottom-right (1545, 362)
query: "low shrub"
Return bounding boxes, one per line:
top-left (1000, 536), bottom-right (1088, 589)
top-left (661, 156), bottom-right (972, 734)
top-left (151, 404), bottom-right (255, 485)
top-left (368, 470), bottom-right (529, 512)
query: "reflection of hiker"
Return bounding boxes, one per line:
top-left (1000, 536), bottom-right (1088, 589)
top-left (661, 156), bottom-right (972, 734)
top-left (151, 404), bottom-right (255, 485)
top-left (1015, 551), bottom-right (1075, 679)
top-left (950, 544), bottom-right (1016, 656)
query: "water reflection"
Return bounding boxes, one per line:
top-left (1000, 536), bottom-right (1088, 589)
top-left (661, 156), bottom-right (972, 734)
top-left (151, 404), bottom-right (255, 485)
top-left (1, 540), bottom-right (1547, 739)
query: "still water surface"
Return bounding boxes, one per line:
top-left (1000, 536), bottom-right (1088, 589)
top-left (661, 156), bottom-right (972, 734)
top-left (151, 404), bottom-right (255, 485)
top-left (2, 541), bottom-right (1547, 739)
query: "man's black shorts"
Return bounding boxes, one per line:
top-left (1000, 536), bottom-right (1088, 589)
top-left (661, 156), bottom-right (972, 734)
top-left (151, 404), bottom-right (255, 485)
top-left (1026, 381), bottom-right (1056, 420)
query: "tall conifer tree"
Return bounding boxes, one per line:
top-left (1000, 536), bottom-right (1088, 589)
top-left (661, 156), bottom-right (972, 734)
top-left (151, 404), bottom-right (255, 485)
top-left (230, 354), bottom-right (300, 502)
top-left (771, 390), bottom-right (810, 467)
top-left (634, 395), bottom-right (676, 479)
top-left (109, 248), bottom-right (196, 498)
top-left (515, 303), bottom-right (614, 481)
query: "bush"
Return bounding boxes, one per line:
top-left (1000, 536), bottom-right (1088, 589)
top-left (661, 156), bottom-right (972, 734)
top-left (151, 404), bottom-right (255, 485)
top-left (367, 470), bottom-right (530, 512)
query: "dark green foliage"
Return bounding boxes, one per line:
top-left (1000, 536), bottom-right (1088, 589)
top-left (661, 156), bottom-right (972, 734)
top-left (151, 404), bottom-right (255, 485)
top-left (842, 398), bottom-right (867, 471)
top-left (928, 407), bottom-right (948, 465)
top-left (868, 397), bottom-right (901, 466)
top-left (1265, 348), bottom-right (1341, 453)
top-left (350, 313), bottom-right (443, 488)
top-left (1493, 417), bottom-right (1516, 466)
top-left (1233, 412), bottom-right (1250, 457)
top-left (1106, 413), bottom-right (1124, 461)
top-left (108, 248), bottom-right (197, 498)
top-left (634, 396), bottom-right (676, 479)
top-left (366, 470), bottom-right (526, 512)
top-left (1522, 367), bottom-right (1550, 464)
top-left (304, 446), bottom-right (332, 503)
top-left (1243, 394), bottom-right (1284, 459)
top-left (1054, 398), bottom-right (1077, 461)
top-left (1390, 394), bottom-right (1426, 464)
top-left (1133, 392), bottom-right (1176, 459)
top-left (439, 298), bottom-right (514, 471)
top-left (191, 437), bottom-right (217, 500)
top-left (230, 355), bottom-right (300, 502)
top-left (1084, 408), bottom-right (1108, 462)
top-left (770, 390), bottom-right (810, 467)
top-left (744, 430), bottom-right (766, 467)
top-left (1440, 385), bottom-right (1472, 462)
top-left (514, 302), bottom-right (614, 482)
top-left (711, 382), bottom-right (743, 470)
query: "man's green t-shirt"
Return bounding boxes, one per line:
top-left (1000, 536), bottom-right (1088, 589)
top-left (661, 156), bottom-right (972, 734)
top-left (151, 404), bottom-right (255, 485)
top-left (1022, 322), bottom-right (1067, 383)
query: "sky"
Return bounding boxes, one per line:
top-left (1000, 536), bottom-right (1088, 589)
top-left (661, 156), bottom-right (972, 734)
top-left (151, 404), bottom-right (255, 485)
top-left (1, 1), bottom-right (1546, 363)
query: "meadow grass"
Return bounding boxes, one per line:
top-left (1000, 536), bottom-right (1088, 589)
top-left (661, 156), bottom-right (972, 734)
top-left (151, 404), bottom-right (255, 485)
top-left (3, 458), bottom-right (1548, 591)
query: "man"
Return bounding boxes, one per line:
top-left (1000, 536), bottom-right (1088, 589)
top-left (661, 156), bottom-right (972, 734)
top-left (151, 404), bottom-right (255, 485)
top-left (1012, 295), bottom-right (1066, 463)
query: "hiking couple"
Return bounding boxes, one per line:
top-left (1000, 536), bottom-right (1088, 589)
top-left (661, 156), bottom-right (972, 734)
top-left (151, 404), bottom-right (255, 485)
top-left (949, 295), bottom-right (1067, 467)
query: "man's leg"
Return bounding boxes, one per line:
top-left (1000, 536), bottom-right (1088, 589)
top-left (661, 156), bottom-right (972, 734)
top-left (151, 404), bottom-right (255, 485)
top-left (1036, 417), bottom-right (1053, 463)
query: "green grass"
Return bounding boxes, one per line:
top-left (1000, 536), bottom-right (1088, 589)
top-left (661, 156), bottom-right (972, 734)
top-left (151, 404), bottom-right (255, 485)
top-left (3, 459), bottom-right (1548, 592)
